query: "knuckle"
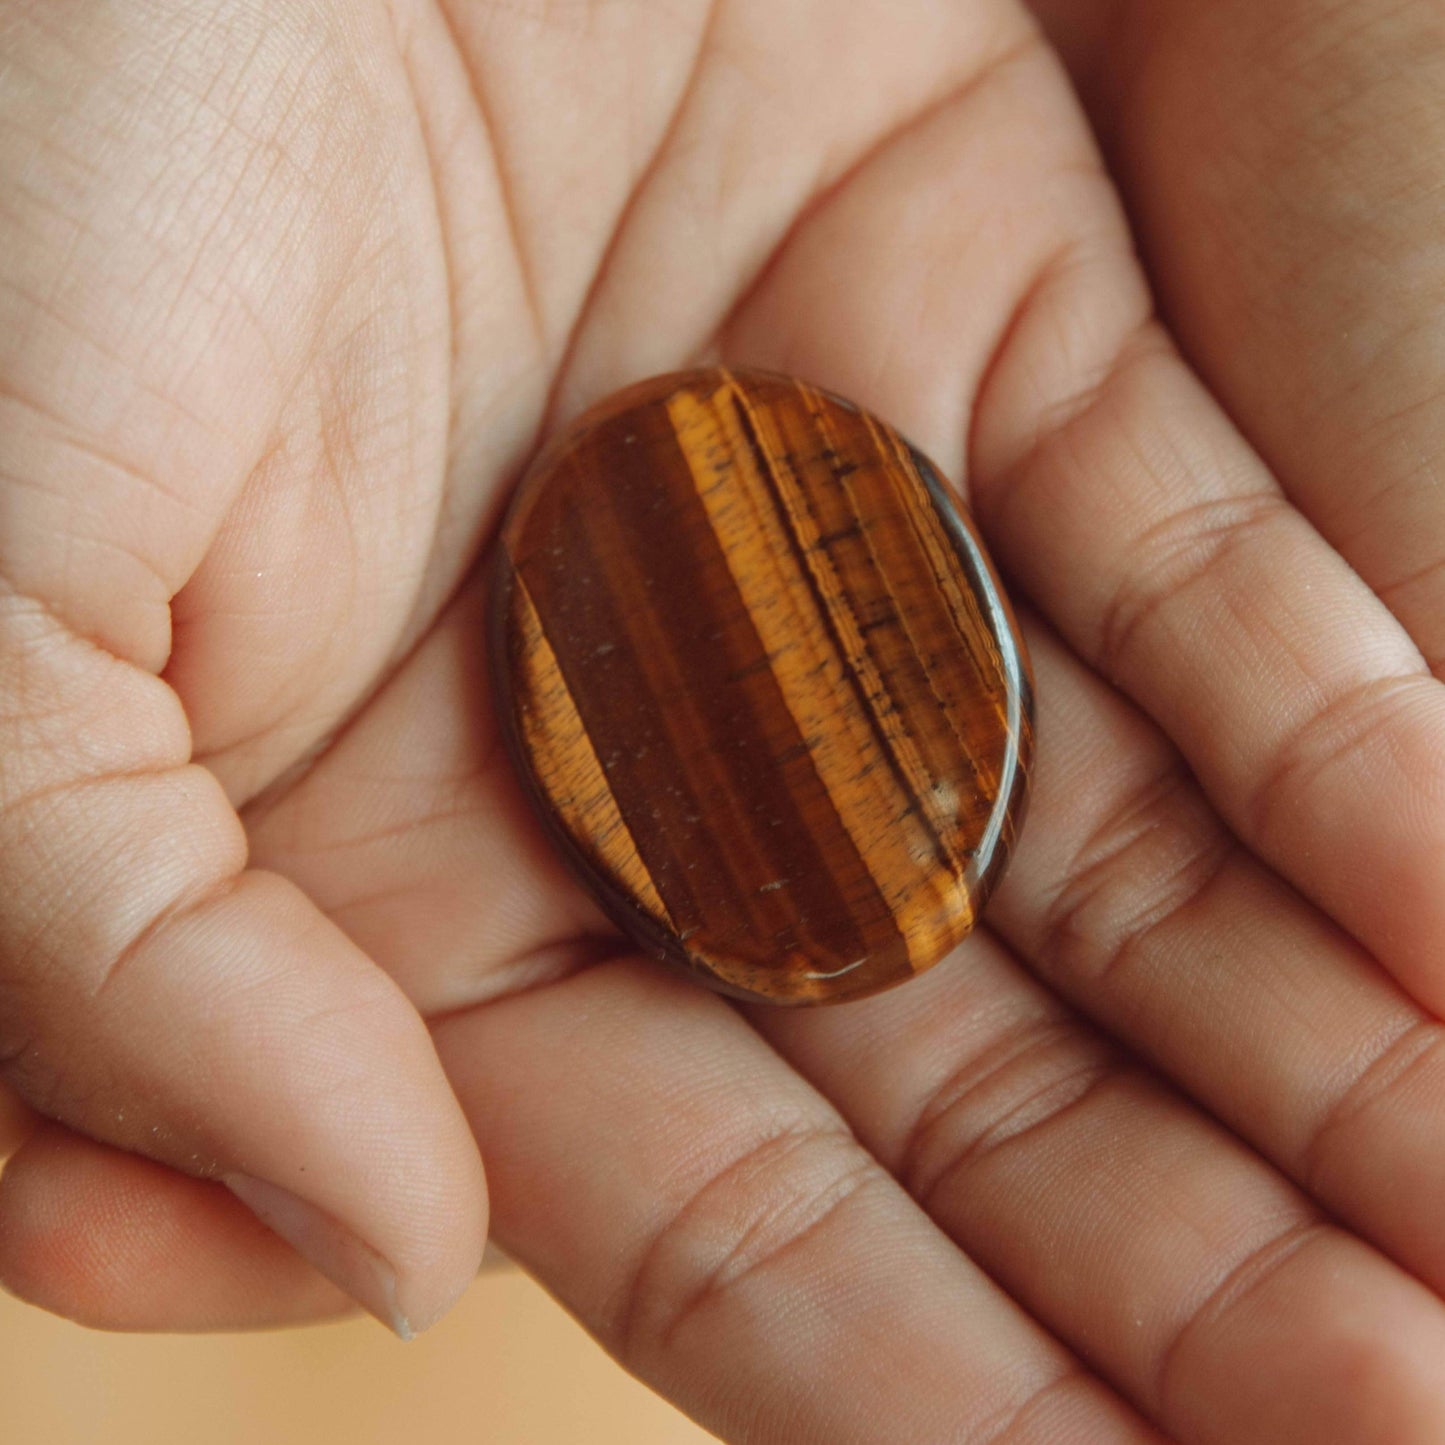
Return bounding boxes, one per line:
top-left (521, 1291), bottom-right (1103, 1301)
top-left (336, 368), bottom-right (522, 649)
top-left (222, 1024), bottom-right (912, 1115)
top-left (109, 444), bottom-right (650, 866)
top-left (1036, 762), bottom-right (1232, 993)
top-left (612, 1118), bottom-right (884, 1365)
top-left (1097, 490), bottom-right (1288, 684)
top-left (894, 1012), bottom-right (1119, 1209)
top-left (1155, 1218), bottom-right (1328, 1413)
top-left (973, 1366), bottom-right (1096, 1445)
top-left (1248, 673), bottom-right (1437, 844)
top-left (0, 578), bottom-right (193, 825)
top-left (1300, 1018), bottom-right (1445, 1194)
top-left (0, 763), bottom-right (243, 989)
top-left (86, 848), bottom-right (238, 1005)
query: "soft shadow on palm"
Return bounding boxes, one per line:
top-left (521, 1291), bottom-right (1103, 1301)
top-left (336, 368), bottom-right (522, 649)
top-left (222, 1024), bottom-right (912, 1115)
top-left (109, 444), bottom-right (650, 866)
top-left (11, 2), bottom-right (1445, 1443)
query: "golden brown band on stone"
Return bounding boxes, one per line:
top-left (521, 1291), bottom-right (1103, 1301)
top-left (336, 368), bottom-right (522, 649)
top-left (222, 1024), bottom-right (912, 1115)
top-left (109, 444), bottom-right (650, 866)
top-left (490, 367), bottom-right (1033, 1005)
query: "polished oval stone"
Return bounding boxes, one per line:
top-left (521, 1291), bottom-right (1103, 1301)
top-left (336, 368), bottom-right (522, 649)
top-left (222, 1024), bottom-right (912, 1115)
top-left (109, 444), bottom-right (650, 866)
top-left (490, 368), bottom-right (1033, 1004)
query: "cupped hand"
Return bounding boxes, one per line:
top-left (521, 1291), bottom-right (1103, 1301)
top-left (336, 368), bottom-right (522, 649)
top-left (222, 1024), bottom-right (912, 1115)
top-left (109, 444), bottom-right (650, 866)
top-left (5, 1), bottom-right (1445, 1439)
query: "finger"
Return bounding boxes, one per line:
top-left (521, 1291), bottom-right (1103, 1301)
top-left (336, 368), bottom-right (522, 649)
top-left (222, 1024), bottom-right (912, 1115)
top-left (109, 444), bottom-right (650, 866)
top-left (438, 961), bottom-right (1161, 1445)
top-left (966, 320), bottom-right (1445, 1016)
top-left (0, 594), bottom-right (485, 1336)
top-left (758, 935), bottom-right (1445, 1445)
top-left (986, 620), bottom-right (1445, 1294)
top-left (1031, 0), bottom-right (1445, 673)
top-left (0, 1124), bottom-right (352, 1331)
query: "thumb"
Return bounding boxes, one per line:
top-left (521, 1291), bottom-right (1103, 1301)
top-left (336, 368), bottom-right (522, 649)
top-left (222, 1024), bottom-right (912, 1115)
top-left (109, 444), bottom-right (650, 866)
top-left (0, 583), bottom-right (486, 1335)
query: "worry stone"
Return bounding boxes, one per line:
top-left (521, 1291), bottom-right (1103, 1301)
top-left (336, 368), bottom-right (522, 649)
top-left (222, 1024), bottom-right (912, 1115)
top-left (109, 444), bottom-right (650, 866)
top-left (490, 368), bottom-right (1033, 1004)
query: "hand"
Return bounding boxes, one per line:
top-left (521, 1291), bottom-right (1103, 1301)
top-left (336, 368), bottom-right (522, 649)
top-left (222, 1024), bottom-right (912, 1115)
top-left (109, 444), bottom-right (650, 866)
top-left (5, 1), bottom-right (1445, 1439)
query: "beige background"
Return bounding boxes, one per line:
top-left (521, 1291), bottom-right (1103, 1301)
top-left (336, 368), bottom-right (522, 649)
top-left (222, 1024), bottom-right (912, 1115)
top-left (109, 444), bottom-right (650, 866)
top-left (0, 1266), bottom-right (716, 1445)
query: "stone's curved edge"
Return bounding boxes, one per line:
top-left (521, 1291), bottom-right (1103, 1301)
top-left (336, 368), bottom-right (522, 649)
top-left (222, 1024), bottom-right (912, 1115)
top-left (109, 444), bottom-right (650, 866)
top-left (906, 445), bottom-right (1035, 926)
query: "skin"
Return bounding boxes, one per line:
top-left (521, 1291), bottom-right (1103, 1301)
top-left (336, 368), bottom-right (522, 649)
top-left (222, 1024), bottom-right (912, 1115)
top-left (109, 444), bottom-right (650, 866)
top-left (3, 0), bottom-right (1445, 1437)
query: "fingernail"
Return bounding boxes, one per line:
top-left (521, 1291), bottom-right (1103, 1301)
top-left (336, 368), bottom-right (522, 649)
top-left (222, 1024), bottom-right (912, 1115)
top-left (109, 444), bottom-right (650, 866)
top-left (223, 1173), bottom-right (414, 1339)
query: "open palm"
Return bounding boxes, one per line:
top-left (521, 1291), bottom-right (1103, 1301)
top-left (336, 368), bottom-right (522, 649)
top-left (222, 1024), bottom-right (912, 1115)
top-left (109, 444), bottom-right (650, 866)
top-left (6, 1), bottom-right (1445, 1440)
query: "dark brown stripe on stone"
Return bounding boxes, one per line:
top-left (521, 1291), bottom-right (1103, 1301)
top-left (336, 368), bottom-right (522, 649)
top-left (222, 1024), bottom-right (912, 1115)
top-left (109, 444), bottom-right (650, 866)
top-left (510, 387), bottom-right (902, 998)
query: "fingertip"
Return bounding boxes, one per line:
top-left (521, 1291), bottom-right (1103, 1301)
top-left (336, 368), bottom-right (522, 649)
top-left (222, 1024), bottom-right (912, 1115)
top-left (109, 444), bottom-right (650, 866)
top-left (325, 980), bottom-right (490, 1337)
top-left (223, 1170), bottom-right (414, 1339)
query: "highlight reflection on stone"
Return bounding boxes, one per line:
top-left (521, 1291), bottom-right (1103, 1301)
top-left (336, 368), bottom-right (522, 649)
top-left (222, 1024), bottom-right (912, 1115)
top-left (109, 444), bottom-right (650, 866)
top-left (490, 368), bottom-right (1033, 1005)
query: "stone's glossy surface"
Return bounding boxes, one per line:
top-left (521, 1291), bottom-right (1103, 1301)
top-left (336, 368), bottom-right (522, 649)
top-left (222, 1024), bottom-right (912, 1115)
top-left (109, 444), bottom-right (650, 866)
top-left (490, 368), bottom-right (1033, 1005)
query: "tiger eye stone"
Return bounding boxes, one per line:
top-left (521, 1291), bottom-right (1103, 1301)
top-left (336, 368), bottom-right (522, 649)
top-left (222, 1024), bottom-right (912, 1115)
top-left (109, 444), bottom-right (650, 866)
top-left (490, 367), bottom-right (1033, 1005)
